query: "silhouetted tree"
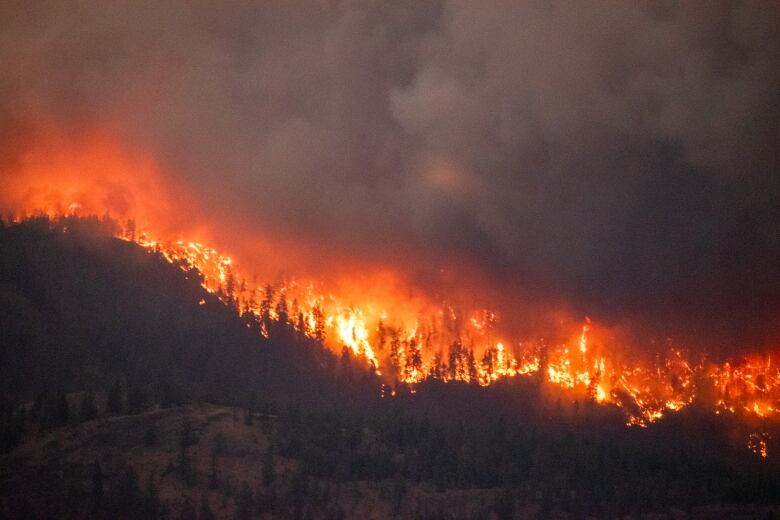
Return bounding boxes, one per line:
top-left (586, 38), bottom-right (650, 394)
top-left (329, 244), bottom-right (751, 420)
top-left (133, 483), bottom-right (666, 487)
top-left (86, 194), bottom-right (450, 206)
top-left (467, 349), bottom-right (478, 382)
top-left (260, 284), bottom-right (275, 334)
top-left (108, 380), bottom-right (124, 414)
top-left (177, 496), bottom-right (197, 520)
top-left (391, 473), bottom-right (406, 515)
top-left (91, 460), bottom-right (104, 509)
top-left (389, 329), bottom-right (402, 376)
top-left (145, 474), bottom-right (162, 519)
top-left (178, 418), bottom-right (196, 486)
top-left (111, 465), bottom-right (143, 518)
top-left (290, 299), bottom-right (303, 335)
top-left (208, 450), bottom-right (220, 490)
top-left (405, 337), bottom-right (422, 381)
top-left (235, 481), bottom-right (254, 520)
top-left (79, 392), bottom-right (98, 422)
top-left (127, 386), bottom-right (148, 414)
top-left (273, 294), bottom-right (291, 337)
top-left (430, 351), bottom-right (444, 380)
top-left (144, 425), bottom-right (158, 447)
top-left (198, 495), bottom-right (216, 520)
top-left (52, 391), bottom-right (70, 428)
top-left (225, 268), bottom-right (237, 309)
top-left (312, 305), bottom-right (326, 342)
top-left (376, 320), bottom-right (387, 353)
top-left (288, 466), bottom-right (309, 515)
top-left (448, 340), bottom-right (464, 380)
top-left (0, 404), bottom-right (26, 453)
top-left (494, 487), bottom-right (514, 520)
top-left (262, 446), bottom-right (276, 486)
top-left (482, 348), bottom-right (494, 381)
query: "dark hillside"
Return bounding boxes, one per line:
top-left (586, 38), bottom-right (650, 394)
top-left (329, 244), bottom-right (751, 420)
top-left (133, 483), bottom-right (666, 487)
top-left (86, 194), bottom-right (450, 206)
top-left (1, 217), bottom-right (779, 519)
top-left (0, 216), bottom-right (378, 410)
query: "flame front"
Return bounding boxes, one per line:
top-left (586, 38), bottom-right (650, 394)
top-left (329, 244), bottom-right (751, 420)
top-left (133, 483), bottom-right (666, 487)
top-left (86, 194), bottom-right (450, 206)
top-left (1, 131), bottom-right (777, 432)
top-left (113, 222), bottom-right (780, 429)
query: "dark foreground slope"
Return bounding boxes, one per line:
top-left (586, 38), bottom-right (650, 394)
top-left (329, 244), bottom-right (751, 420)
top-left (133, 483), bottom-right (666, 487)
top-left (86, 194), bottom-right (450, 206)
top-left (1, 217), bottom-right (779, 519)
top-left (0, 216), bottom-right (378, 409)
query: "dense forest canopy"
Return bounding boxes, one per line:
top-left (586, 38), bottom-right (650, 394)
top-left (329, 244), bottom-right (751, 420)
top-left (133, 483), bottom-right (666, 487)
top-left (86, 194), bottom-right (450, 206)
top-left (0, 216), bottom-right (778, 518)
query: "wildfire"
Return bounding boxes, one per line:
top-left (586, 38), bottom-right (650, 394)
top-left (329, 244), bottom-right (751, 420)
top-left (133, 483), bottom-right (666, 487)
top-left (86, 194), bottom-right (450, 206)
top-left (333, 308), bottom-right (380, 368)
top-left (108, 221), bottom-right (780, 428)
top-left (4, 211), bottom-right (779, 430)
top-left (748, 432), bottom-right (770, 459)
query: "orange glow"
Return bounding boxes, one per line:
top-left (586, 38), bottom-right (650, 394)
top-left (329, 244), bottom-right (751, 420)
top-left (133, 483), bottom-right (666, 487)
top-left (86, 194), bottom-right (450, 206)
top-left (0, 127), bottom-right (190, 236)
top-left (123, 226), bottom-right (780, 428)
top-left (2, 130), bottom-right (779, 430)
top-left (748, 432), bottom-right (770, 459)
top-left (101, 220), bottom-right (780, 427)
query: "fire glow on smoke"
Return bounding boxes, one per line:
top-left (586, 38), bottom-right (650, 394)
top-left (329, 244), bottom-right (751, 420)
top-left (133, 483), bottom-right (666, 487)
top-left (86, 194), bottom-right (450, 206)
top-left (2, 132), bottom-right (777, 455)
top-left (9, 213), bottom-right (774, 434)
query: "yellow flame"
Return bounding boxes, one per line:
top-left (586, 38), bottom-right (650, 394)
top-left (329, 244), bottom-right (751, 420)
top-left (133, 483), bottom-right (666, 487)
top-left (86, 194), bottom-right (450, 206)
top-left (45, 216), bottom-right (776, 427)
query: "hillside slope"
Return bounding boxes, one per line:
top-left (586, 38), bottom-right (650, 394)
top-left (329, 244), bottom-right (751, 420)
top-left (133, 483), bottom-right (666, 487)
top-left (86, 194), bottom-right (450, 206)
top-left (0, 216), bottom-right (378, 409)
top-left (1, 217), bottom-right (779, 519)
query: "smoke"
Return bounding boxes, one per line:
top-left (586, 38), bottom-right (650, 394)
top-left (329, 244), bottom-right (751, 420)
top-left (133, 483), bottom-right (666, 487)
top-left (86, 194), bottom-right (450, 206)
top-left (1, 1), bottom-right (778, 351)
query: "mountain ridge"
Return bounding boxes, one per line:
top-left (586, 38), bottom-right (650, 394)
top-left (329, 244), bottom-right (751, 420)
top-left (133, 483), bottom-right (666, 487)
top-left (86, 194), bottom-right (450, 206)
top-left (1, 216), bottom-right (778, 519)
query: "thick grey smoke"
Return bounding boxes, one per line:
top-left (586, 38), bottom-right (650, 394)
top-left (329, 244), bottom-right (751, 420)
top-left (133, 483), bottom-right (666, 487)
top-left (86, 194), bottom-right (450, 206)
top-left (1, 1), bottom-right (778, 349)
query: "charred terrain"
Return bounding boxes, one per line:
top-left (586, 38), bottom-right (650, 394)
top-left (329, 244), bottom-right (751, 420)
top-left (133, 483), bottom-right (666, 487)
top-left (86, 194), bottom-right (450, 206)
top-left (1, 218), bottom-right (779, 519)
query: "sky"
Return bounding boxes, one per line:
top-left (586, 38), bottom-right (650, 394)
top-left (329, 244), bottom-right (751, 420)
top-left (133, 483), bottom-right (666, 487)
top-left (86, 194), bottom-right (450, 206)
top-left (1, 1), bottom-right (778, 353)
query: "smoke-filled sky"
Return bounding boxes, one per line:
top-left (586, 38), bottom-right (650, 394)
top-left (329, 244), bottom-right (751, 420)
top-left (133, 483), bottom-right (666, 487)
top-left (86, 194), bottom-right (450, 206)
top-left (1, 1), bottom-right (778, 351)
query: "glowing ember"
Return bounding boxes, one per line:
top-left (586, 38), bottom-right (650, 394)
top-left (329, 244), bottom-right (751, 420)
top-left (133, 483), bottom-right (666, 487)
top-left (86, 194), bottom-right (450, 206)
top-left (748, 432), bottom-right (770, 459)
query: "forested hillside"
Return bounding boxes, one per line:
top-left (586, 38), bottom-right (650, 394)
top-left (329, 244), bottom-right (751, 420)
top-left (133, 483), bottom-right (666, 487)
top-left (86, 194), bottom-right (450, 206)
top-left (0, 216), bottom-right (379, 409)
top-left (0, 217), bottom-right (778, 519)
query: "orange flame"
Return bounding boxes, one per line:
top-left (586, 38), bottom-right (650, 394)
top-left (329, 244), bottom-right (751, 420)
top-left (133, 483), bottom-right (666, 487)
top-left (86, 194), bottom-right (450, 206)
top-left (3, 129), bottom-right (779, 430)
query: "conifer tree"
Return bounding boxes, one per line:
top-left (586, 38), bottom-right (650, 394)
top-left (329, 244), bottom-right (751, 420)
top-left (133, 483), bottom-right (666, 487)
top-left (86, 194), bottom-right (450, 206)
top-left (79, 392), bottom-right (98, 422)
top-left (107, 380), bottom-right (124, 414)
